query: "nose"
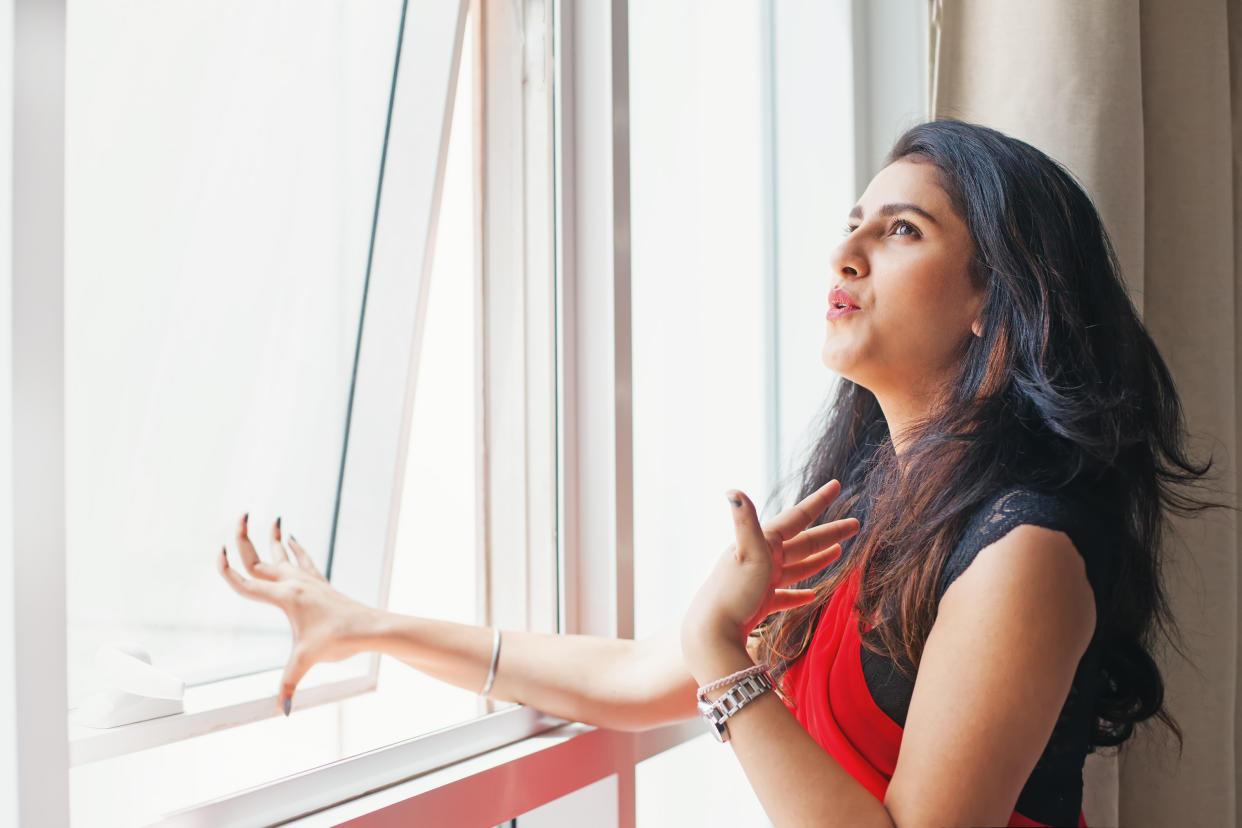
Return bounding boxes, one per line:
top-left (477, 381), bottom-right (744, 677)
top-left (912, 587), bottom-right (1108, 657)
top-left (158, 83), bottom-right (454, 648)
top-left (829, 236), bottom-right (868, 280)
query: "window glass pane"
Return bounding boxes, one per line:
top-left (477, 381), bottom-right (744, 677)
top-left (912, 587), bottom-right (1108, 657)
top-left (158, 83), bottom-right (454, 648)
top-left (638, 735), bottom-right (767, 826)
top-left (629, 1), bottom-right (769, 641)
top-left (629, 2), bottom-right (773, 822)
top-left (65, 1), bottom-right (405, 705)
top-left (68, 5), bottom-right (497, 823)
top-left (339, 16), bottom-right (483, 748)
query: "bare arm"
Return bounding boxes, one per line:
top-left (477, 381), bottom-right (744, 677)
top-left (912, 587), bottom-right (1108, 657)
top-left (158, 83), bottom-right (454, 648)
top-left (219, 504), bottom-right (835, 725)
top-left (355, 489), bottom-right (853, 733)
top-left (351, 610), bottom-right (716, 732)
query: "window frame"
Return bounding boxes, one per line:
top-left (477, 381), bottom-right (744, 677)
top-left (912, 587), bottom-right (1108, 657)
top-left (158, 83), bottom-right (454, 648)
top-left (16, 0), bottom-right (585, 818)
top-left (6, 0), bottom-right (71, 822)
top-left (61, 0), bottom-right (479, 767)
top-left (6, 0), bottom-right (705, 823)
top-left (4, 0), bottom-right (927, 824)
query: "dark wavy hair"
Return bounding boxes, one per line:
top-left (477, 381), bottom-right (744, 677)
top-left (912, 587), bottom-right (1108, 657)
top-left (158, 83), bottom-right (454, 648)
top-left (751, 118), bottom-right (1230, 756)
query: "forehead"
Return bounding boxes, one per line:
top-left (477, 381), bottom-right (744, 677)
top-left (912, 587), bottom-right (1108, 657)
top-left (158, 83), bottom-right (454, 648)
top-left (855, 158), bottom-right (954, 218)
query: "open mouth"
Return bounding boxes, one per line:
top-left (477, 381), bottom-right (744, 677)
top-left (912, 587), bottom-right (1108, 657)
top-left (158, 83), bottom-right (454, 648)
top-left (826, 305), bottom-right (861, 320)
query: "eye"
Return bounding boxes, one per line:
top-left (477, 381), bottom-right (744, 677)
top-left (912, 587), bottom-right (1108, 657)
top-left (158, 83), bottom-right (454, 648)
top-left (892, 219), bottom-right (920, 237)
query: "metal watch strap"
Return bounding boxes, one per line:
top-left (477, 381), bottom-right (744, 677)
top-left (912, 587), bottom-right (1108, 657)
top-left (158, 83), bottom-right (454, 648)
top-left (696, 671), bottom-right (774, 743)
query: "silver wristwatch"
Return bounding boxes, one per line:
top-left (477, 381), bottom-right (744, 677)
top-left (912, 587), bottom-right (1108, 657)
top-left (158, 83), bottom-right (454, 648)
top-left (697, 671), bottom-right (774, 743)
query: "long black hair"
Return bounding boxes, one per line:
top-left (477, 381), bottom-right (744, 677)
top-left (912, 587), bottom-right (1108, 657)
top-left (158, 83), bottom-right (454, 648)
top-left (753, 118), bottom-right (1230, 755)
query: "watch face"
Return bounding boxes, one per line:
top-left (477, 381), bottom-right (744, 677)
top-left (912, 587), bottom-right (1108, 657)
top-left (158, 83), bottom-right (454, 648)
top-left (697, 699), bottom-right (729, 742)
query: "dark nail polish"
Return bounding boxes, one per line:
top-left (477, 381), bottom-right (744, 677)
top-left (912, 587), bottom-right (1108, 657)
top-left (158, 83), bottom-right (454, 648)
top-left (283, 697), bottom-right (291, 717)
top-left (243, 512), bottom-right (249, 525)
top-left (290, 534), bottom-right (297, 542)
top-left (276, 516), bottom-right (282, 531)
top-left (730, 497), bottom-right (742, 508)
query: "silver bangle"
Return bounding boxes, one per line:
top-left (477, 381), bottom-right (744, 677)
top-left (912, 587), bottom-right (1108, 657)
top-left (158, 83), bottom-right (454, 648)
top-left (481, 627), bottom-right (502, 696)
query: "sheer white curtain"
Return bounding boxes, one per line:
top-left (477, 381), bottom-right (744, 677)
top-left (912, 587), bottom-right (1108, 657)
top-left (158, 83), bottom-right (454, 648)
top-left (931, 1), bottom-right (1240, 826)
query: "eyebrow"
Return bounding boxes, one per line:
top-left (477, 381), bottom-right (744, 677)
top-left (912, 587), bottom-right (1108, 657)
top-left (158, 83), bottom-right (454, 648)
top-left (848, 202), bottom-right (940, 225)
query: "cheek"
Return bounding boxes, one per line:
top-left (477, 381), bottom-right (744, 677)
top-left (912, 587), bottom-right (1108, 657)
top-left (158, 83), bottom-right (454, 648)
top-left (873, 277), bottom-right (975, 353)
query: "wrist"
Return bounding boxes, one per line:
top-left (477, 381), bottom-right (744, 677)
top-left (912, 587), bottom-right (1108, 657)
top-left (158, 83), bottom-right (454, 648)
top-left (340, 603), bottom-right (390, 654)
top-left (682, 615), bottom-right (745, 658)
top-left (684, 634), bottom-right (753, 689)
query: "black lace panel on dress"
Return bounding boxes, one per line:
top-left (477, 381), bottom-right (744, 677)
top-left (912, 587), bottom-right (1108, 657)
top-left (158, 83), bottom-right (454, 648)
top-left (855, 487), bottom-right (1109, 827)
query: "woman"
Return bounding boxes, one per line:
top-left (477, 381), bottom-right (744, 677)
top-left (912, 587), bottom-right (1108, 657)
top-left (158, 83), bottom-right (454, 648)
top-left (218, 120), bottom-right (1224, 827)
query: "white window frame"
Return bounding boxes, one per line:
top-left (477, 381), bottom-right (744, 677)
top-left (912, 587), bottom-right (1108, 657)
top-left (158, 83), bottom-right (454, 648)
top-left (3, 0), bottom-right (635, 822)
top-left (63, 0), bottom-right (480, 768)
top-left (6, 0), bottom-right (70, 823)
top-left (3, 0), bottom-right (926, 824)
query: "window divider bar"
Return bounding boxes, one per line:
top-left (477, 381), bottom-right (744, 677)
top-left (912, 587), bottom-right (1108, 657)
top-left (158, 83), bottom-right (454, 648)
top-left (477, 0), bottom-right (560, 729)
top-left (758, 0), bottom-right (783, 507)
top-left (554, 1), bottom-right (635, 825)
top-left (5, 0), bottom-right (70, 824)
top-left (555, 0), bottom-right (633, 644)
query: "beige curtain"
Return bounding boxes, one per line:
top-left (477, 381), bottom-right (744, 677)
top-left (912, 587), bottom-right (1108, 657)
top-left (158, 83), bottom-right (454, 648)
top-left (931, 1), bottom-right (1240, 826)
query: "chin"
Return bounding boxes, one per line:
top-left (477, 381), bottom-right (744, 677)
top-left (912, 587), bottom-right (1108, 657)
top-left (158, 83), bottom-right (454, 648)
top-left (820, 346), bottom-right (852, 376)
top-left (820, 349), bottom-right (867, 388)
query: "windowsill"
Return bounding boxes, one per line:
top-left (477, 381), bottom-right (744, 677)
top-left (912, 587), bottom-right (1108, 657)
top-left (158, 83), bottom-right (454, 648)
top-left (72, 664), bottom-right (705, 828)
top-left (67, 652), bottom-right (377, 766)
top-left (149, 704), bottom-right (582, 826)
top-left (70, 658), bottom-right (569, 826)
top-left (252, 717), bottom-right (704, 826)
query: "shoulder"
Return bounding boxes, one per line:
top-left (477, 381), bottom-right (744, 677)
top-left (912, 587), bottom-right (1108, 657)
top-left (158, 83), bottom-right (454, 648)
top-left (938, 485), bottom-right (1106, 605)
top-left (887, 517), bottom-right (1098, 824)
top-left (940, 522), bottom-right (1096, 639)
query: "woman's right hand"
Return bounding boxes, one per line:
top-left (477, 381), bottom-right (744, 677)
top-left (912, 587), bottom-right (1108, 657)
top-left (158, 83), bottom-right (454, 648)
top-left (216, 513), bottom-right (381, 716)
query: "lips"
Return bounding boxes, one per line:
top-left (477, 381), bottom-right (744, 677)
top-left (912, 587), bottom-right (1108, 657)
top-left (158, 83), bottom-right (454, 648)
top-left (827, 287), bottom-right (861, 321)
top-left (829, 287), bottom-right (860, 310)
top-left (826, 305), bottom-right (860, 320)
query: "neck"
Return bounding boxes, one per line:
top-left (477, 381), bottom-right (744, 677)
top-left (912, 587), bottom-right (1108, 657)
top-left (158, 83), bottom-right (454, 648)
top-left (872, 385), bottom-right (941, 460)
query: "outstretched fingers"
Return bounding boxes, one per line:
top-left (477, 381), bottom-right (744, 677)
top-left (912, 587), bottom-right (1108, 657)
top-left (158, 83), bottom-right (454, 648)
top-left (287, 535), bottom-right (327, 580)
top-left (765, 480), bottom-right (843, 542)
top-left (270, 516), bottom-right (291, 565)
top-left (218, 545), bottom-right (282, 605)
top-left (767, 588), bottom-right (818, 613)
top-left (279, 644), bottom-right (314, 716)
top-left (782, 517), bottom-right (860, 562)
top-left (779, 543), bottom-right (842, 587)
top-left (236, 513), bottom-right (278, 581)
top-left (727, 490), bottom-right (773, 563)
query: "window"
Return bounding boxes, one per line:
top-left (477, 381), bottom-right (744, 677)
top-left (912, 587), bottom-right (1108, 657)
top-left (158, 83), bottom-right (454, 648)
top-left (628, 4), bottom-right (775, 822)
top-left (64, 0), bottom-right (408, 716)
top-left (4, 0), bottom-right (926, 824)
top-left (62, 0), bottom-right (559, 822)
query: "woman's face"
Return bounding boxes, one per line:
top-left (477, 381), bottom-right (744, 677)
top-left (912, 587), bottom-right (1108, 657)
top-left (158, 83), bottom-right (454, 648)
top-left (821, 158), bottom-right (984, 399)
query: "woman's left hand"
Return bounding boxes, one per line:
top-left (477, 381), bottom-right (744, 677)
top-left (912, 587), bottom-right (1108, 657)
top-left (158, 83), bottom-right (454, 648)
top-left (680, 479), bottom-right (859, 660)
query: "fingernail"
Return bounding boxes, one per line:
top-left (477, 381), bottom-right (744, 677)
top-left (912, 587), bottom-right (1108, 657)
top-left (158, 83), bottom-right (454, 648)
top-left (290, 534), bottom-right (297, 542)
top-left (283, 697), bottom-right (291, 717)
top-left (728, 495), bottom-right (742, 508)
top-left (276, 516), bottom-right (281, 532)
top-left (243, 512), bottom-right (249, 525)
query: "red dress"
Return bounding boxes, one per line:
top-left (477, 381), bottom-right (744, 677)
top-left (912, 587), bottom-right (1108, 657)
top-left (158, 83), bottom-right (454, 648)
top-left (779, 566), bottom-right (1089, 828)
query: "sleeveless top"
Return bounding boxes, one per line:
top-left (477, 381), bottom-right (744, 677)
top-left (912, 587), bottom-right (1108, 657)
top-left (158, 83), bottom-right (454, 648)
top-left (779, 486), bottom-right (1112, 828)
